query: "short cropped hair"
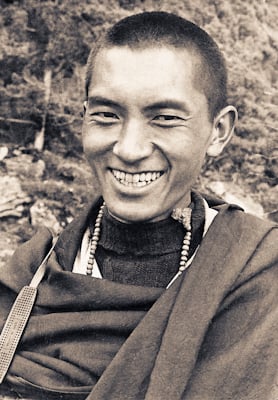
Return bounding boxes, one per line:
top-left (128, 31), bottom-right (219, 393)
top-left (85, 11), bottom-right (228, 119)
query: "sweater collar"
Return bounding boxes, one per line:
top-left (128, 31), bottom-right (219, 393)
top-left (56, 191), bottom-right (229, 271)
top-left (89, 191), bottom-right (206, 257)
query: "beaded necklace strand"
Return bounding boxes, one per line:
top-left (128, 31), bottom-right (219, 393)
top-left (86, 203), bottom-right (192, 288)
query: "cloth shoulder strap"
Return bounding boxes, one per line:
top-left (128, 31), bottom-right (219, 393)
top-left (0, 237), bottom-right (57, 384)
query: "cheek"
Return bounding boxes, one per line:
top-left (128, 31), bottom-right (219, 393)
top-left (82, 126), bottom-right (112, 157)
top-left (82, 132), bottom-right (102, 170)
top-left (170, 144), bottom-right (207, 182)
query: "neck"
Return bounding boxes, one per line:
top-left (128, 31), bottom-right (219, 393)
top-left (105, 193), bottom-right (192, 225)
top-left (86, 191), bottom-right (206, 287)
top-left (106, 209), bottom-right (134, 224)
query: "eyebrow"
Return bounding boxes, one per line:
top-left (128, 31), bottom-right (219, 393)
top-left (87, 96), bottom-right (191, 115)
top-left (87, 96), bottom-right (123, 110)
top-left (143, 100), bottom-right (191, 114)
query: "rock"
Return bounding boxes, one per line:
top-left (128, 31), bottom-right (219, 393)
top-left (28, 159), bottom-right (46, 179)
top-left (0, 232), bottom-right (16, 268)
top-left (0, 176), bottom-right (32, 218)
top-left (5, 154), bottom-right (46, 179)
top-left (4, 154), bottom-right (33, 176)
top-left (207, 181), bottom-right (265, 217)
top-left (0, 146), bottom-right (8, 161)
top-left (30, 200), bottom-right (62, 234)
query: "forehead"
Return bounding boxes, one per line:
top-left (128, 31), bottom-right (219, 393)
top-left (88, 46), bottom-right (206, 104)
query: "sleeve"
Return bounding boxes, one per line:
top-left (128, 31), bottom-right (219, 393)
top-left (183, 227), bottom-right (278, 400)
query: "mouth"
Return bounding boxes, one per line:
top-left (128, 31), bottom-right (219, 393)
top-left (110, 168), bottom-right (164, 187)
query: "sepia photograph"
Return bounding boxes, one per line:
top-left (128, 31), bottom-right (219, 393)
top-left (0, 1), bottom-right (277, 399)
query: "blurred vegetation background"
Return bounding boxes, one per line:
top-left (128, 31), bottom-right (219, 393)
top-left (0, 0), bottom-right (277, 260)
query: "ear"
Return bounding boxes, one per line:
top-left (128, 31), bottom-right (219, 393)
top-left (80, 101), bottom-right (88, 118)
top-left (207, 105), bottom-right (238, 157)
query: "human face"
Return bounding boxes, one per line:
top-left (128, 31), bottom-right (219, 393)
top-left (82, 46), bottom-right (215, 223)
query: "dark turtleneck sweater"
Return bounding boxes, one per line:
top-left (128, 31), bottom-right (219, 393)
top-left (90, 192), bottom-right (205, 288)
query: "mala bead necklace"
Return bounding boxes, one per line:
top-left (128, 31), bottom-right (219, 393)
top-left (86, 203), bottom-right (192, 288)
top-left (86, 203), bottom-right (105, 276)
top-left (167, 207), bottom-right (192, 288)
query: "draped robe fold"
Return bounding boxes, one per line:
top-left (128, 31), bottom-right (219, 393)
top-left (0, 196), bottom-right (277, 399)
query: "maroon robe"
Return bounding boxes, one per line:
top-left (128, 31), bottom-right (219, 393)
top-left (0, 197), bottom-right (277, 399)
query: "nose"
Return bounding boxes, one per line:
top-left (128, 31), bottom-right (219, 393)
top-left (113, 119), bottom-right (153, 163)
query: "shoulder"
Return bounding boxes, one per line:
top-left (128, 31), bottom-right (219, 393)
top-left (203, 190), bottom-right (277, 240)
top-left (203, 201), bottom-right (278, 288)
top-left (214, 202), bottom-right (277, 241)
top-left (218, 206), bottom-right (278, 291)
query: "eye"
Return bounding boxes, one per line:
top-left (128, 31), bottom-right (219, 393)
top-left (152, 114), bottom-right (185, 126)
top-left (93, 112), bottom-right (119, 119)
top-left (89, 111), bottom-right (120, 124)
top-left (154, 115), bottom-right (181, 121)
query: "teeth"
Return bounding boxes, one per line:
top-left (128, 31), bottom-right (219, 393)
top-left (133, 174), bottom-right (140, 183)
top-left (139, 173), bottom-right (146, 182)
top-left (111, 169), bottom-right (162, 186)
top-left (145, 172), bottom-right (152, 182)
top-left (126, 173), bottom-right (133, 183)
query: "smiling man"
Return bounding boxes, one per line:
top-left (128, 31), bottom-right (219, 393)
top-left (82, 46), bottom-right (233, 223)
top-left (82, 17), bottom-right (236, 224)
top-left (0, 11), bottom-right (277, 400)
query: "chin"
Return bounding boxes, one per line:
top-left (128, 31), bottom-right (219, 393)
top-left (110, 209), bottom-right (150, 224)
top-left (107, 203), bottom-right (168, 224)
